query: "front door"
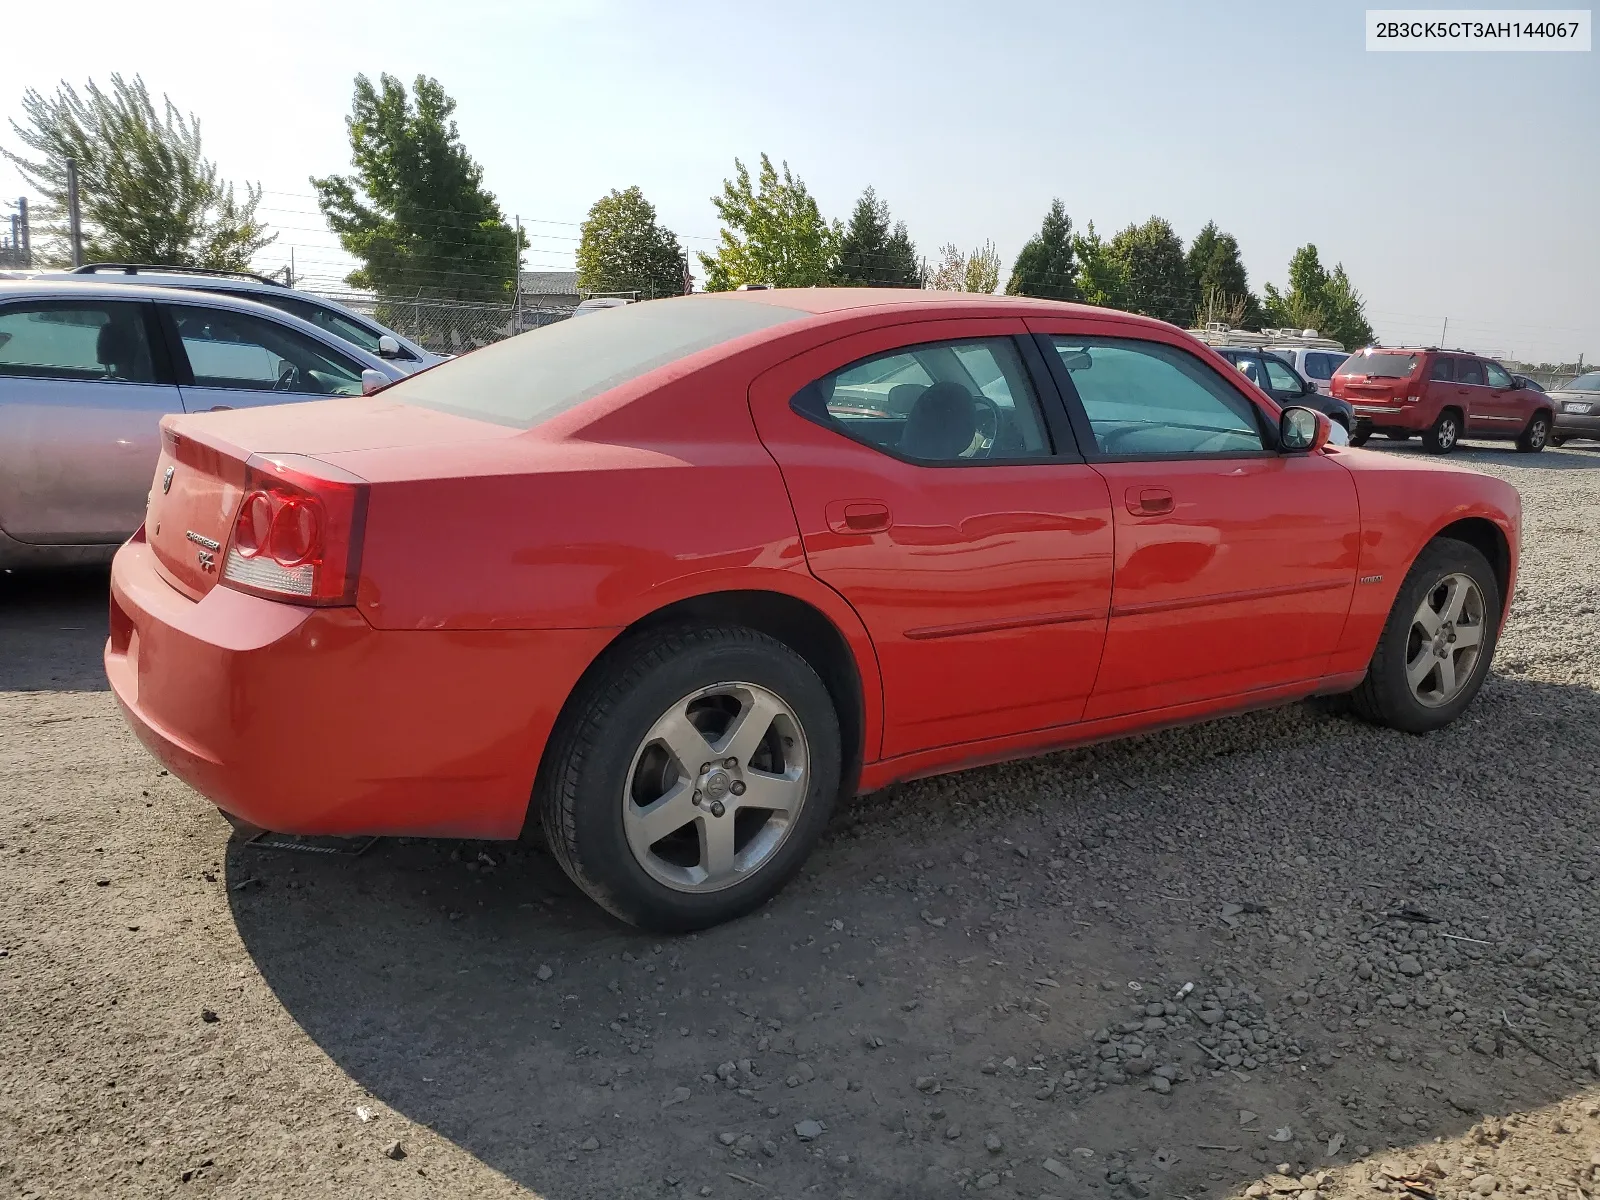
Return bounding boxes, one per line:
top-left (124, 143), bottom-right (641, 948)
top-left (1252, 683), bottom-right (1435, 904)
top-left (1027, 323), bottom-right (1360, 719)
top-left (0, 297), bottom-right (181, 544)
top-left (1480, 360), bottom-right (1527, 433)
top-left (157, 301), bottom-right (368, 412)
top-left (748, 320), bottom-right (1114, 759)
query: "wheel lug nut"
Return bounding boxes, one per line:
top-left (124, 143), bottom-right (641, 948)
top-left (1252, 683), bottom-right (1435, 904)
top-left (700, 763), bottom-right (712, 775)
top-left (709, 800), bottom-right (726, 818)
top-left (723, 758), bottom-right (738, 769)
top-left (730, 781), bottom-right (746, 796)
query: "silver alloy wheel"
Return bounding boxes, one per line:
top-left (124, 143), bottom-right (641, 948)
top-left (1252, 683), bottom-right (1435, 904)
top-left (1528, 417), bottom-right (1548, 449)
top-left (1405, 572), bottom-right (1486, 707)
top-left (1436, 416), bottom-right (1458, 450)
top-left (622, 682), bottom-right (809, 893)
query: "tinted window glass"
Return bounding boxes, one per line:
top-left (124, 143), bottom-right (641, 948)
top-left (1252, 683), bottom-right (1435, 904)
top-left (1339, 351), bottom-right (1418, 379)
top-left (1565, 372), bottom-right (1600, 393)
top-left (799, 337), bottom-right (1052, 463)
top-left (255, 294), bottom-right (401, 358)
top-left (1429, 356), bottom-right (1456, 382)
top-left (1458, 359), bottom-right (1485, 386)
top-left (1051, 337), bottom-right (1264, 456)
top-left (1304, 352), bottom-right (1346, 380)
top-left (1263, 357), bottom-right (1302, 392)
top-left (168, 304), bottom-right (364, 396)
top-left (0, 300), bottom-right (155, 383)
top-left (389, 296), bottom-right (808, 429)
top-left (1232, 356), bottom-right (1264, 386)
top-left (1483, 361), bottom-right (1512, 389)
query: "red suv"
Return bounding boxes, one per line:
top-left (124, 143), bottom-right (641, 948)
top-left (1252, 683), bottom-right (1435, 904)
top-left (1333, 348), bottom-right (1553, 454)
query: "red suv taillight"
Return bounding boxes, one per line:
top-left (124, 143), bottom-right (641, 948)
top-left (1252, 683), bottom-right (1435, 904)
top-left (221, 454), bottom-right (369, 606)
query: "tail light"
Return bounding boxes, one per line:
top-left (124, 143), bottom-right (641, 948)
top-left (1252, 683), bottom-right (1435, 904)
top-left (221, 454), bottom-right (368, 606)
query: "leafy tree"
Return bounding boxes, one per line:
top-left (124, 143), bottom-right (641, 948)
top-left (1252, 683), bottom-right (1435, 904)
top-left (312, 74), bottom-right (523, 300)
top-left (699, 154), bottom-right (838, 290)
top-left (1073, 221), bottom-right (1126, 309)
top-left (964, 240), bottom-right (1001, 294)
top-left (1106, 216), bottom-right (1195, 326)
top-left (926, 243), bottom-right (966, 291)
top-left (1074, 222), bottom-right (1124, 309)
top-left (576, 186), bottom-right (687, 299)
top-left (1005, 198), bottom-right (1078, 300)
top-left (834, 187), bottom-right (921, 287)
top-left (1186, 221), bottom-right (1261, 328)
top-left (1261, 244), bottom-right (1375, 348)
top-left (3, 74), bottom-right (272, 269)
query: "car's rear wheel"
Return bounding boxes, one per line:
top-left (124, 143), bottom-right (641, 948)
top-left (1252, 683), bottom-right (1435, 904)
top-left (1386, 431), bottom-right (1413, 441)
top-left (1347, 428), bottom-right (1372, 447)
top-left (1348, 538), bottom-right (1500, 734)
top-left (537, 624), bottom-right (840, 932)
top-left (1422, 410), bottom-right (1461, 454)
top-left (1516, 412), bottom-right (1550, 453)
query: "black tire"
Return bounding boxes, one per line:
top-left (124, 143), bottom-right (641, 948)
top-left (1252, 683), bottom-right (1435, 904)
top-left (1386, 431), bottom-right (1413, 442)
top-left (1516, 412), bottom-right (1550, 453)
top-left (1348, 538), bottom-right (1501, 734)
top-left (536, 624), bottom-right (841, 932)
top-left (1347, 429), bottom-right (1371, 447)
top-left (1422, 409), bottom-right (1461, 455)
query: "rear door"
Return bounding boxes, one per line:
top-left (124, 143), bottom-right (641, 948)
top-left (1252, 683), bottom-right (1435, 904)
top-left (0, 297), bottom-right (180, 544)
top-left (1456, 357), bottom-right (1492, 432)
top-left (748, 319), bottom-right (1115, 759)
top-left (1028, 321), bottom-right (1360, 718)
top-left (157, 301), bottom-right (369, 412)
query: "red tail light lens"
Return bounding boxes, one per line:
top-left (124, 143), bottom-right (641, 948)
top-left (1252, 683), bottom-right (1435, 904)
top-left (221, 455), bottom-right (368, 606)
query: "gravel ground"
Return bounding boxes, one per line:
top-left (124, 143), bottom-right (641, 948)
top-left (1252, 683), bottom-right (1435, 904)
top-left (3, 440), bottom-right (1599, 1200)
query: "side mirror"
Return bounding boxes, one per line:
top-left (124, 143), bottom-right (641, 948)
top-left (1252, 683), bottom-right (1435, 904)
top-left (1301, 377), bottom-right (1318, 395)
top-left (1279, 405), bottom-right (1332, 453)
top-left (360, 368), bottom-right (388, 396)
top-left (377, 334), bottom-right (402, 358)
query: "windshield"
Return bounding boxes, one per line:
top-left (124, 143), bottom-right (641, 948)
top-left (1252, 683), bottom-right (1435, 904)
top-left (1338, 351), bottom-right (1418, 379)
top-left (383, 296), bottom-right (808, 428)
top-left (1563, 372), bottom-right (1600, 393)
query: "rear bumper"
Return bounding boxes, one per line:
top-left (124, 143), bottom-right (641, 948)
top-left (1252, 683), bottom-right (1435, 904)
top-left (106, 539), bottom-right (619, 839)
top-left (1553, 411), bottom-right (1600, 440)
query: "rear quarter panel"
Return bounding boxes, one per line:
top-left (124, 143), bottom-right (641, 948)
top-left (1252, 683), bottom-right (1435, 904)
top-left (1327, 450), bottom-right (1520, 675)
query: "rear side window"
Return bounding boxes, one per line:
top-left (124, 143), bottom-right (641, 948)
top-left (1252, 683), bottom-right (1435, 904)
top-left (387, 296), bottom-right (808, 429)
top-left (1051, 336), bottom-right (1265, 457)
top-left (254, 295), bottom-right (402, 359)
top-left (0, 300), bottom-right (156, 383)
top-left (795, 337), bottom-right (1053, 463)
top-left (167, 304), bottom-right (364, 396)
top-left (1429, 357), bottom-right (1456, 381)
top-left (1304, 352), bottom-right (1346, 380)
top-left (1340, 351), bottom-right (1418, 379)
top-left (1458, 359), bottom-right (1485, 386)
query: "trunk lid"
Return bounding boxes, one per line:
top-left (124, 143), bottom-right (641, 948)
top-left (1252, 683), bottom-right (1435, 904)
top-left (146, 423), bottom-right (250, 599)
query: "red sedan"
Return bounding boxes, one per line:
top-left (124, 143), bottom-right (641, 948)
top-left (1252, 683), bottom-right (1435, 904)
top-left (106, 290), bottom-right (1520, 930)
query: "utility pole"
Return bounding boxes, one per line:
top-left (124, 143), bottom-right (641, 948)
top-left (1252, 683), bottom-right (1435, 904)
top-left (288, 246), bottom-right (295, 288)
top-left (65, 159), bottom-right (84, 267)
top-left (512, 215), bottom-right (523, 335)
top-left (1438, 316), bottom-right (1448, 347)
top-left (18, 197), bottom-right (28, 266)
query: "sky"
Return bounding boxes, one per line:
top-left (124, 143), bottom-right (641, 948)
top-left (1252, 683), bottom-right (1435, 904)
top-left (2, 0), bottom-right (1596, 364)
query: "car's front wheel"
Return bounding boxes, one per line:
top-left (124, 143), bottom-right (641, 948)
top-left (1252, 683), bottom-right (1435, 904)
top-left (1516, 412), bottom-right (1550, 453)
top-left (537, 624), bottom-right (841, 932)
top-left (1348, 538), bottom-right (1501, 734)
top-left (1423, 410), bottom-right (1461, 454)
top-left (1347, 428), bottom-right (1372, 447)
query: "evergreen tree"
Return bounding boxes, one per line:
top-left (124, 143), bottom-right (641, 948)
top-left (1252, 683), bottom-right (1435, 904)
top-left (834, 187), bottom-right (920, 286)
top-left (1261, 244), bottom-right (1376, 348)
top-left (1073, 221), bottom-right (1126, 309)
top-left (1005, 198), bottom-right (1078, 300)
top-left (1106, 216), bottom-right (1195, 326)
top-left (1185, 221), bottom-right (1262, 328)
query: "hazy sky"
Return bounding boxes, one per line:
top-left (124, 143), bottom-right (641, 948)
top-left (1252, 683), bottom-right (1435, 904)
top-left (3, 0), bottom-right (1595, 362)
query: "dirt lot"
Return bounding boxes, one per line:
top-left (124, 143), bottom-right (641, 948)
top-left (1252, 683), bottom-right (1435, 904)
top-left (3, 442), bottom-right (1600, 1200)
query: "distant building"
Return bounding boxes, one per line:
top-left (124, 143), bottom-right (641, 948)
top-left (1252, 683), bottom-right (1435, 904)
top-left (519, 270), bottom-right (581, 309)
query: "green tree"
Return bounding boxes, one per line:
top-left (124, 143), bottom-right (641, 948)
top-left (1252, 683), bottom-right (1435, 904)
top-left (1106, 216), bottom-right (1195, 326)
top-left (1261, 244), bottom-right (1375, 348)
top-left (964, 240), bottom-right (1001, 294)
top-left (312, 74), bottom-right (523, 300)
top-left (3, 74), bottom-right (272, 269)
top-left (699, 154), bottom-right (839, 290)
top-left (1186, 221), bottom-right (1261, 328)
top-left (834, 187), bottom-right (921, 287)
top-left (1073, 221), bottom-right (1126, 309)
top-left (1005, 198), bottom-right (1078, 300)
top-left (576, 186), bottom-right (687, 299)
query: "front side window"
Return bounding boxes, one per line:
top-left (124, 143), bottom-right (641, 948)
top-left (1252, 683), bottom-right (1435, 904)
top-left (254, 295), bottom-right (405, 359)
top-left (1458, 358), bottom-right (1486, 386)
top-left (167, 304), bottom-right (364, 396)
top-left (794, 337), bottom-right (1053, 463)
top-left (0, 300), bottom-right (155, 383)
top-left (1429, 356), bottom-right (1456, 382)
top-left (1051, 337), bottom-right (1265, 457)
top-left (1263, 356), bottom-right (1303, 393)
top-left (1230, 355), bottom-right (1264, 387)
top-left (1483, 361), bottom-right (1512, 389)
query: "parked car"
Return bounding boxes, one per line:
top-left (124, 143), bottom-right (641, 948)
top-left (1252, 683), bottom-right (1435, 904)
top-left (41, 264), bottom-right (444, 372)
top-left (1333, 347), bottom-right (1554, 454)
top-left (1212, 346), bottom-right (1355, 431)
top-left (107, 289), bottom-right (1520, 931)
top-left (573, 296), bottom-right (634, 317)
top-left (1271, 345), bottom-right (1352, 397)
top-left (1188, 324), bottom-right (1347, 396)
top-left (0, 280), bottom-right (409, 569)
top-left (1548, 371), bottom-right (1600, 445)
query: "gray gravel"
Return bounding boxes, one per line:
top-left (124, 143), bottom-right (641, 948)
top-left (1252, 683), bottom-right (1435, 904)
top-left (2, 441), bottom-right (1599, 1199)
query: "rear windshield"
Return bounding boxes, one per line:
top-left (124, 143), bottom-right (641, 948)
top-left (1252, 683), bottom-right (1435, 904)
top-left (1338, 351), bottom-right (1419, 379)
top-left (1564, 372), bottom-right (1600, 393)
top-left (384, 296), bottom-right (808, 428)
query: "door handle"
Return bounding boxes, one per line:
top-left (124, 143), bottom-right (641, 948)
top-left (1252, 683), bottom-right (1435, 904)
top-left (825, 499), bottom-right (892, 534)
top-left (1124, 487), bottom-right (1174, 516)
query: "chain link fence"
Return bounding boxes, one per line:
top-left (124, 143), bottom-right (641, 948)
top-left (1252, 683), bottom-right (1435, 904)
top-left (309, 289), bottom-right (575, 355)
